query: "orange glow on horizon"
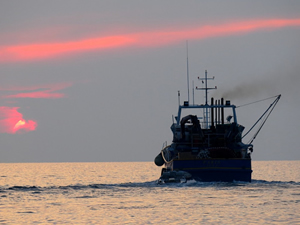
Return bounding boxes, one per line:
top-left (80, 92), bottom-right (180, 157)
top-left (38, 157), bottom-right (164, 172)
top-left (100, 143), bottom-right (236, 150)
top-left (0, 18), bottom-right (300, 62)
top-left (0, 106), bottom-right (37, 133)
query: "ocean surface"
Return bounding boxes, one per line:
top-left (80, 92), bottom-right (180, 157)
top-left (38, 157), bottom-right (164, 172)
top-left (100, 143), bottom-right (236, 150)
top-left (0, 161), bottom-right (299, 224)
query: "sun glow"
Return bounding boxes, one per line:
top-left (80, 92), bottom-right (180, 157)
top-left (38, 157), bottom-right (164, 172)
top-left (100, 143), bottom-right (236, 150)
top-left (0, 83), bottom-right (73, 133)
top-left (0, 18), bottom-right (300, 62)
top-left (14, 119), bottom-right (26, 129)
top-left (0, 107), bottom-right (37, 133)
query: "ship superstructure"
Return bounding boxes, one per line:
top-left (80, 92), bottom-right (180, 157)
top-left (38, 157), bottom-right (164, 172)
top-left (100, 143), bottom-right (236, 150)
top-left (154, 70), bottom-right (280, 183)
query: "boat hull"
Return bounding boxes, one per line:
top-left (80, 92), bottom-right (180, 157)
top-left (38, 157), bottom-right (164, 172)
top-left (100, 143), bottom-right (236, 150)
top-left (168, 158), bottom-right (252, 182)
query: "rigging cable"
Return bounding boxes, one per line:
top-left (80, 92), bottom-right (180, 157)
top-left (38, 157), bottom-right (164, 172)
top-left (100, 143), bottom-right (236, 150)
top-left (241, 94), bottom-right (281, 144)
top-left (236, 95), bottom-right (279, 108)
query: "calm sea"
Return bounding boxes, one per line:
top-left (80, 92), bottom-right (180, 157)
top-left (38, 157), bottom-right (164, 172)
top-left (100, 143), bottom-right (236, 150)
top-left (0, 161), bottom-right (299, 224)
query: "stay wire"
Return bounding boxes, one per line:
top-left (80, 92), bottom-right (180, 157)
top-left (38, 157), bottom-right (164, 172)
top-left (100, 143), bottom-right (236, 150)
top-left (242, 95), bottom-right (281, 140)
top-left (247, 100), bottom-right (278, 145)
top-left (236, 95), bottom-right (280, 108)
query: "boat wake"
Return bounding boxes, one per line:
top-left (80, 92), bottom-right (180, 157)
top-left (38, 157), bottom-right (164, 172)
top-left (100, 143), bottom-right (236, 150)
top-left (1, 179), bottom-right (299, 193)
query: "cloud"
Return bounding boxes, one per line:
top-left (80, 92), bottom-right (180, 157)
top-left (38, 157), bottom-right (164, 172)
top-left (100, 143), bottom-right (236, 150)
top-left (0, 106), bottom-right (37, 133)
top-left (0, 18), bottom-right (300, 62)
top-left (0, 36), bottom-right (135, 62)
top-left (0, 82), bottom-right (73, 133)
top-left (0, 82), bottom-right (73, 99)
top-left (0, 82), bottom-right (73, 134)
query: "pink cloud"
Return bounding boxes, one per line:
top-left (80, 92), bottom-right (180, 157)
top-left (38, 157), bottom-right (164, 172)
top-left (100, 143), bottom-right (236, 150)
top-left (1, 82), bottom-right (73, 99)
top-left (0, 82), bottom-right (73, 133)
top-left (0, 36), bottom-right (135, 62)
top-left (0, 106), bottom-right (37, 133)
top-left (0, 18), bottom-right (300, 62)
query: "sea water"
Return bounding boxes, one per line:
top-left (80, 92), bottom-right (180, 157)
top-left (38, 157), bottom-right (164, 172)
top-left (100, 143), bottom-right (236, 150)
top-left (0, 161), bottom-right (299, 224)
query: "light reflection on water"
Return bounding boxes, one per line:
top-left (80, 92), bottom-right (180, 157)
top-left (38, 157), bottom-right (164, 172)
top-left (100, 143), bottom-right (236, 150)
top-left (0, 161), bottom-right (299, 224)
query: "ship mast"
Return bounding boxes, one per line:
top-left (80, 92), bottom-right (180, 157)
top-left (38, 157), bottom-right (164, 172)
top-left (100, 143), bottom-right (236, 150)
top-left (186, 41), bottom-right (190, 104)
top-left (197, 70), bottom-right (217, 128)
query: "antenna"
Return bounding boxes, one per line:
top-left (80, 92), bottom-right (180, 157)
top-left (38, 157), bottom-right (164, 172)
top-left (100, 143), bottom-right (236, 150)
top-left (196, 70), bottom-right (217, 128)
top-left (186, 41), bottom-right (190, 104)
top-left (192, 80), bottom-right (195, 105)
top-left (197, 70), bottom-right (216, 105)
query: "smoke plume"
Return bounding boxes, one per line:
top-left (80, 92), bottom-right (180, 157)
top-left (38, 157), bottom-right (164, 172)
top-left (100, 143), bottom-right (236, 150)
top-left (213, 66), bottom-right (299, 101)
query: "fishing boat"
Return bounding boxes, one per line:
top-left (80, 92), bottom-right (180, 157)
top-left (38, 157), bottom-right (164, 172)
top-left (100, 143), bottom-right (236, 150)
top-left (154, 70), bottom-right (280, 183)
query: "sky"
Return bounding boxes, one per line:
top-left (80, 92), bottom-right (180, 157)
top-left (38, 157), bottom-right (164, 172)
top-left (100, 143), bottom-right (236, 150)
top-left (1, 1), bottom-right (300, 162)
